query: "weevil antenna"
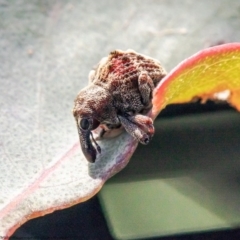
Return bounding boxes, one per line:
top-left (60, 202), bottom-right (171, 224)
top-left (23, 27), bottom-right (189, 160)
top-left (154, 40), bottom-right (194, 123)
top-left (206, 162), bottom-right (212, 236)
top-left (90, 132), bottom-right (101, 153)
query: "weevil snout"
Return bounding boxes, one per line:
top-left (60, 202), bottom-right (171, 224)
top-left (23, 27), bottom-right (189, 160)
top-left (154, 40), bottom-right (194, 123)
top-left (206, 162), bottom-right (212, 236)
top-left (77, 117), bottom-right (101, 163)
top-left (73, 84), bottom-right (117, 163)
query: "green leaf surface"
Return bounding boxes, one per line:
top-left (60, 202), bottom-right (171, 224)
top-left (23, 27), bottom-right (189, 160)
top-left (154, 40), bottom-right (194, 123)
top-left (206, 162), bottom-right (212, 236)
top-left (152, 43), bottom-right (240, 117)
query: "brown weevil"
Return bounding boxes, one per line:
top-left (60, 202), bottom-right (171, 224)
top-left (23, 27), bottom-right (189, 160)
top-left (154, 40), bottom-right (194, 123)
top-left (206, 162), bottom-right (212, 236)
top-left (73, 49), bottom-right (166, 163)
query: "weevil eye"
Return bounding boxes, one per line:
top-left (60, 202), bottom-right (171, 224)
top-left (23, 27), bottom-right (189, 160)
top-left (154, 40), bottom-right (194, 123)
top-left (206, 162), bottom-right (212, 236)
top-left (80, 118), bottom-right (90, 130)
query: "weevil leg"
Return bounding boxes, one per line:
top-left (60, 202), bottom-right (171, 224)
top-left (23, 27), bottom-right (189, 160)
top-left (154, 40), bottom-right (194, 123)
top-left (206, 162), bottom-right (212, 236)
top-left (94, 123), bottom-right (122, 140)
top-left (127, 114), bottom-right (154, 138)
top-left (118, 115), bottom-right (152, 144)
top-left (95, 127), bottom-right (106, 139)
top-left (138, 71), bottom-right (155, 107)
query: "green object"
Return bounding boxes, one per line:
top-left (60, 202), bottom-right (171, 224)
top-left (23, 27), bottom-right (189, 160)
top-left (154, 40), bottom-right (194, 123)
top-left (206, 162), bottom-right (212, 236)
top-left (99, 110), bottom-right (240, 239)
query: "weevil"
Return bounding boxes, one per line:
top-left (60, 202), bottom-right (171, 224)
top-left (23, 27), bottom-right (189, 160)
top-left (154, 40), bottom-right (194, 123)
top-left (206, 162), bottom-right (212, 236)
top-left (73, 49), bottom-right (166, 163)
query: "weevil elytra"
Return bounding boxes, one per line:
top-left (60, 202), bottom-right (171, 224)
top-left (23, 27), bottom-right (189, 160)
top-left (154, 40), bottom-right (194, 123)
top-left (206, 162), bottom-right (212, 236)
top-left (73, 49), bottom-right (166, 163)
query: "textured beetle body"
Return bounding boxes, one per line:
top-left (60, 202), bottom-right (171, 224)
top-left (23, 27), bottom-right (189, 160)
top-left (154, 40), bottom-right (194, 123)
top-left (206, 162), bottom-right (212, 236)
top-left (73, 50), bottom-right (166, 162)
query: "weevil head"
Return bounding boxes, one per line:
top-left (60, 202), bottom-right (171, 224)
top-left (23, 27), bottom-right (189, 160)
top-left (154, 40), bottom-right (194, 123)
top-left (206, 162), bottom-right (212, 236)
top-left (73, 84), bottom-right (115, 163)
